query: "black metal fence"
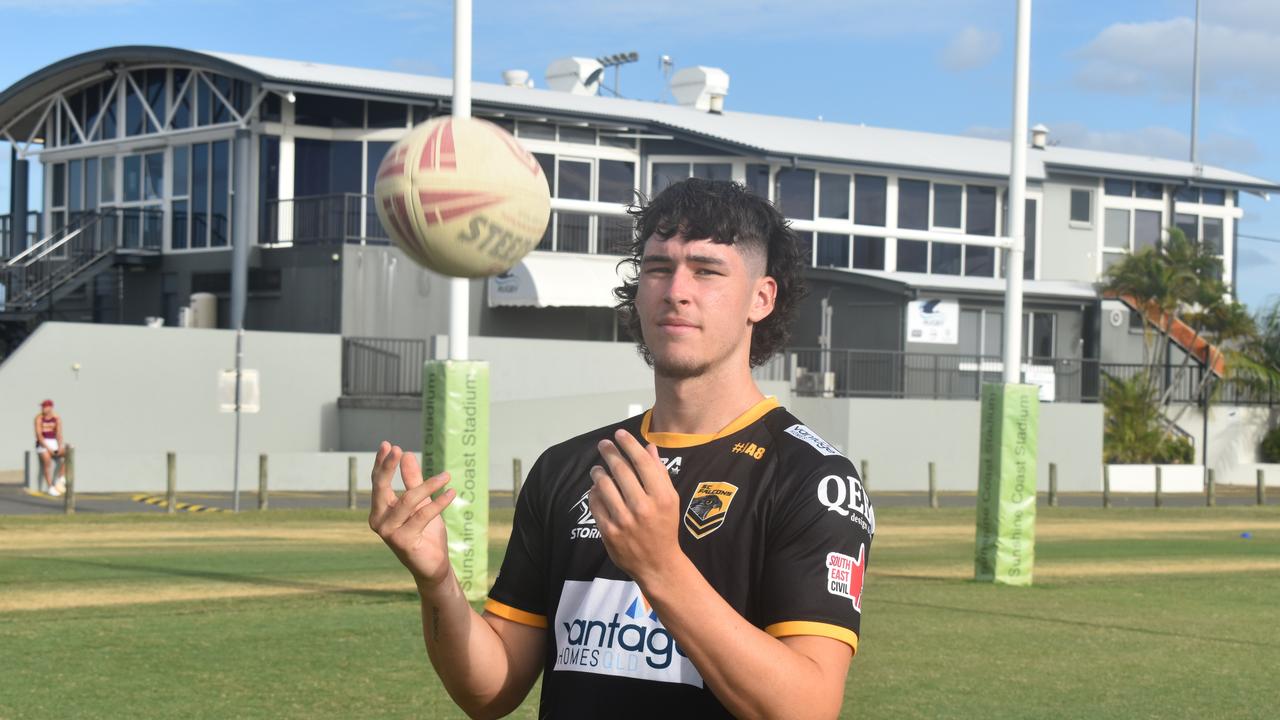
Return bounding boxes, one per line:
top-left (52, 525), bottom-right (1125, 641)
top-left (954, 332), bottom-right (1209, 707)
top-left (342, 337), bottom-right (429, 396)
top-left (0, 213), bottom-right (43, 261)
top-left (1099, 362), bottom-right (1278, 406)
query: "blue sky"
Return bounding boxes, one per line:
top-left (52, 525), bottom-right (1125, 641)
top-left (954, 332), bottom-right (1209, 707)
top-left (1, 0), bottom-right (1277, 310)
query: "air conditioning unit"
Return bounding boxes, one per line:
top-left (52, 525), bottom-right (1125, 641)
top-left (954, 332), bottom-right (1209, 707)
top-left (795, 368), bottom-right (835, 397)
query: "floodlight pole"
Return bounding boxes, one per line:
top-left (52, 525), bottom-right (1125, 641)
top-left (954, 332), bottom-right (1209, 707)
top-left (1190, 0), bottom-right (1201, 166)
top-left (1001, 0), bottom-right (1031, 384)
top-left (449, 0), bottom-right (472, 361)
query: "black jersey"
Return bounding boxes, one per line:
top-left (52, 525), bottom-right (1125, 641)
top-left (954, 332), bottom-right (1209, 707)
top-left (486, 397), bottom-right (874, 719)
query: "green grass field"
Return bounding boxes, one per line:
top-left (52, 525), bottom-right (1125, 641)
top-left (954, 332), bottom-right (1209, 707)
top-left (3, 504), bottom-right (1278, 719)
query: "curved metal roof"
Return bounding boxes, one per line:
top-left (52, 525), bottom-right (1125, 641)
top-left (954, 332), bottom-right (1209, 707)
top-left (0, 46), bottom-right (262, 140)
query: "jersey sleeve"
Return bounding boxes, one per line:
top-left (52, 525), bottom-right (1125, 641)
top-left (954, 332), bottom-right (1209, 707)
top-left (758, 458), bottom-right (874, 655)
top-left (484, 454), bottom-right (550, 629)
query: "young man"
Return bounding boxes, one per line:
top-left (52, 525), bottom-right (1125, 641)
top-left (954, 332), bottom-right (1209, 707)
top-left (34, 399), bottom-right (67, 497)
top-left (370, 179), bottom-right (874, 719)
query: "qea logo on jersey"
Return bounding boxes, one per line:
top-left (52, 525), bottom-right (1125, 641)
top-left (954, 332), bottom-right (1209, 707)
top-left (817, 474), bottom-right (875, 536)
top-left (569, 490), bottom-right (600, 541)
top-left (553, 578), bottom-right (703, 687)
top-left (683, 482), bottom-right (739, 539)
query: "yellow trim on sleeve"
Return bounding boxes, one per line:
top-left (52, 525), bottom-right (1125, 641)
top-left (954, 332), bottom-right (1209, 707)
top-left (641, 396), bottom-right (780, 448)
top-left (765, 621), bottom-right (859, 654)
top-left (483, 599), bottom-right (548, 629)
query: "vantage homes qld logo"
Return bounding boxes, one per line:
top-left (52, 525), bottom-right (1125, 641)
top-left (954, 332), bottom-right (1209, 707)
top-left (553, 578), bottom-right (703, 687)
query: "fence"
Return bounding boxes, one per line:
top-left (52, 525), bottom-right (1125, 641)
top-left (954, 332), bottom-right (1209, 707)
top-left (0, 212), bottom-right (43, 260)
top-left (1099, 362), bottom-right (1277, 406)
top-left (342, 336), bottom-right (429, 396)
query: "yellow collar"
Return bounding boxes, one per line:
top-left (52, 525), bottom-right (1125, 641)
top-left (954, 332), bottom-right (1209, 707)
top-left (641, 396), bottom-right (780, 449)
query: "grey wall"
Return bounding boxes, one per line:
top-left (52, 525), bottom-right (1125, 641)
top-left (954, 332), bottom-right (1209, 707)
top-left (792, 396), bottom-right (1104, 492)
top-left (0, 322), bottom-right (341, 472)
top-left (1098, 298), bottom-right (1193, 366)
top-left (1041, 174), bottom-right (1101, 283)
top-left (792, 276), bottom-right (904, 351)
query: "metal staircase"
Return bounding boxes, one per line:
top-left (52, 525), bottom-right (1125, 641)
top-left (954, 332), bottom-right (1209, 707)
top-left (0, 208), bottom-right (161, 354)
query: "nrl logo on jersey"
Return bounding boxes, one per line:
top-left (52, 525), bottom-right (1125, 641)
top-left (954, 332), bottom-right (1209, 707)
top-left (683, 482), bottom-right (739, 539)
top-left (569, 490), bottom-right (600, 541)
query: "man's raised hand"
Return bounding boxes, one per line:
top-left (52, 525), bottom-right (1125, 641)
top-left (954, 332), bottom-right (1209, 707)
top-left (368, 442), bottom-right (456, 590)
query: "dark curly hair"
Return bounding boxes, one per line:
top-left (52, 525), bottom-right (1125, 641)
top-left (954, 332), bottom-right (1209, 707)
top-left (613, 178), bottom-right (807, 368)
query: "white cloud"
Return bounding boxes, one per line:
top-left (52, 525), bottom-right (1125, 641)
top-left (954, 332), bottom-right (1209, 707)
top-left (963, 122), bottom-right (1260, 168)
top-left (1074, 16), bottom-right (1280, 102)
top-left (938, 25), bottom-right (999, 72)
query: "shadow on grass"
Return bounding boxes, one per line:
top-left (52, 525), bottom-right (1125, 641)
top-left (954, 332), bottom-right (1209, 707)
top-left (32, 555), bottom-right (420, 603)
top-left (879, 597), bottom-right (1274, 648)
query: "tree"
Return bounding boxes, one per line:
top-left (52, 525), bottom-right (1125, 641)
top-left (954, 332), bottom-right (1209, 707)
top-left (1098, 228), bottom-right (1256, 462)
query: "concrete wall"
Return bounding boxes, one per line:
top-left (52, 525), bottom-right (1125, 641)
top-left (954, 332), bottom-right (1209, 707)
top-left (791, 396), bottom-right (1104, 492)
top-left (1041, 174), bottom-right (1102, 284)
top-left (1171, 403), bottom-right (1279, 481)
top-left (0, 322), bottom-right (341, 472)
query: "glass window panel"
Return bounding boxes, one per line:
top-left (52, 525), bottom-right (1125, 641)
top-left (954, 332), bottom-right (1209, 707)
top-left (259, 137), bottom-right (280, 244)
top-left (795, 231), bottom-right (814, 266)
top-left (293, 92), bottom-right (363, 128)
top-left (1175, 186), bottom-right (1200, 203)
top-left (897, 239), bottom-right (928, 272)
top-left (897, 179), bottom-right (929, 230)
top-left (211, 75), bottom-right (234, 124)
top-left (366, 141), bottom-right (393, 196)
top-left (959, 310), bottom-right (981, 355)
top-left (51, 164), bottom-right (66, 207)
top-left (818, 172), bottom-right (849, 219)
top-left (1202, 217), bottom-right (1223, 255)
top-left (259, 91), bottom-right (280, 123)
top-left (1201, 188), bottom-right (1225, 205)
top-left (965, 245), bottom-right (995, 277)
top-left (1134, 209), bottom-right (1160, 253)
top-left (294, 139), bottom-right (362, 197)
top-left (933, 184), bottom-right (962, 228)
top-left (1175, 213), bottom-right (1198, 243)
top-left (1032, 313), bottom-right (1054, 358)
top-left (123, 156), bottom-right (142, 202)
top-left (555, 213), bottom-right (590, 253)
top-left (598, 160), bottom-right (635, 204)
top-left (965, 185), bottom-right (996, 236)
top-left (651, 162), bottom-right (690, 193)
top-left (211, 140), bottom-right (229, 246)
top-left (692, 163), bottom-right (732, 181)
top-left (487, 117), bottom-right (515, 133)
top-left (100, 156), bottom-right (115, 203)
top-left (931, 242), bottom-right (961, 275)
top-left (854, 175), bottom-right (887, 226)
top-left (558, 125), bottom-right (596, 144)
top-left (534, 152), bottom-right (555, 197)
top-left (516, 121), bottom-right (556, 140)
top-left (172, 69), bottom-right (192, 129)
top-left (172, 199), bottom-right (188, 249)
top-left (68, 160), bottom-right (82, 213)
top-left (146, 69), bottom-right (165, 133)
top-left (121, 208), bottom-right (139, 248)
top-left (412, 106), bottom-right (432, 125)
top-left (1070, 189), bottom-right (1091, 223)
top-left (853, 236), bottom-right (884, 270)
top-left (1104, 179), bottom-right (1133, 197)
top-left (125, 72), bottom-right (145, 136)
top-left (746, 164), bottom-right (770, 198)
top-left (816, 233), bottom-right (849, 268)
top-left (1135, 181), bottom-right (1162, 199)
top-left (173, 146), bottom-right (189, 197)
top-left (1023, 197), bottom-right (1037, 280)
top-left (366, 101), bottom-right (406, 128)
top-left (557, 159), bottom-right (591, 201)
top-left (196, 76), bottom-right (212, 126)
top-left (983, 311), bottom-right (1003, 357)
top-left (145, 153), bottom-right (164, 201)
top-left (82, 85), bottom-right (101, 140)
top-left (144, 207), bottom-right (163, 249)
top-left (775, 168), bottom-right (815, 220)
top-left (85, 158), bottom-right (98, 209)
top-left (192, 143), bottom-right (209, 248)
top-left (101, 82), bottom-right (117, 139)
top-left (1104, 208), bottom-right (1130, 249)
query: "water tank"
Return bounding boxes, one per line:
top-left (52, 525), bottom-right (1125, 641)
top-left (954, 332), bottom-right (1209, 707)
top-left (670, 66), bottom-right (730, 113)
top-left (545, 57), bottom-right (603, 96)
top-left (189, 292), bottom-right (217, 329)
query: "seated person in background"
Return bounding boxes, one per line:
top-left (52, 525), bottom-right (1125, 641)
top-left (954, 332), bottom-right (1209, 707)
top-left (34, 399), bottom-right (66, 497)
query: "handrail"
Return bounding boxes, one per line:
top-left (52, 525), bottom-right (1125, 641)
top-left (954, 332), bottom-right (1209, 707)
top-left (5, 209), bottom-right (107, 268)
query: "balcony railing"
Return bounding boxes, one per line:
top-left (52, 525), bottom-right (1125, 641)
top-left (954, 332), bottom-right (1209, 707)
top-left (0, 213), bottom-right (43, 261)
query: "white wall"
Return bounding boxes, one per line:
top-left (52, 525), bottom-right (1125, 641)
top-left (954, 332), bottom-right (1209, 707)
top-left (1, 323), bottom-right (341, 473)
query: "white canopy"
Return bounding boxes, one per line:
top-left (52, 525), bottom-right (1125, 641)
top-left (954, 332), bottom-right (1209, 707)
top-left (487, 252), bottom-right (629, 308)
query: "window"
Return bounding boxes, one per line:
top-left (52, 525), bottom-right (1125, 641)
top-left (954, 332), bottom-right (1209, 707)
top-left (173, 146), bottom-right (190, 250)
top-left (818, 173), bottom-right (849, 219)
top-left (966, 185), bottom-right (996, 236)
top-left (1022, 197), bottom-right (1037, 280)
top-left (178, 140), bottom-right (234, 250)
top-left (933, 184), bottom-right (962, 228)
top-left (1070, 189), bottom-right (1091, 224)
top-left (897, 240), bottom-right (928, 273)
top-left (1104, 208), bottom-right (1129, 249)
top-left (692, 163), bottom-right (731, 181)
top-left (854, 174), bottom-right (887, 226)
top-left (516, 121), bottom-right (556, 140)
top-left (652, 163), bottom-right (689, 193)
top-left (1134, 210), bottom-right (1160, 253)
top-left (1135, 182), bottom-right (1162, 200)
top-left (534, 153), bottom-right (554, 249)
top-left (100, 156), bottom-right (115, 204)
top-left (294, 93), bottom-right (364, 128)
top-left (598, 160), bottom-right (635, 254)
top-left (853, 236), bottom-right (884, 270)
top-left (366, 101), bottom-right (406, 128)
top-left (1104, 179), bottom-right (1133, 197)
top-left (1175, 213), bottom-right (1198, 242)
top-left (746, 164), bottom-right (770, 199)
top-left (122, 156), bottom-right (142, 202)
top-left (775, 168), bottom-right (815, 262)
top-left (1201, 188), bottom-right (1225, 205)
top-left (896, 178), bottom-right (929, 273)
top-left (559, 125), bottom-right (596, 144)
top-left (1202, 217), bottom-right (1223, 255)
top-left (1176, 186), bottom-right (1200, 203)
top-left (931, 243), bottom-right (961, 275)
top-left (294, 139), bottom-right (362, 197)
top-left (1024, 312), bottom-right (1055, 358)
top-left (258, 137), bottom-right (279, 244)
top-left (816, 233), bottom-right (849, 268)
top-left (555, 159), bottom-right (591, 253)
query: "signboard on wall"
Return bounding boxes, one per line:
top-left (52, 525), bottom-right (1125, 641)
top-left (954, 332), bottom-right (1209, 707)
top-left (907, 299), bottom-right (959, 345)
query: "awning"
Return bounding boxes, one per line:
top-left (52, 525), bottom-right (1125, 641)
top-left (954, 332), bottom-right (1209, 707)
top-left (487, 252), bottom-right (629, 308)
